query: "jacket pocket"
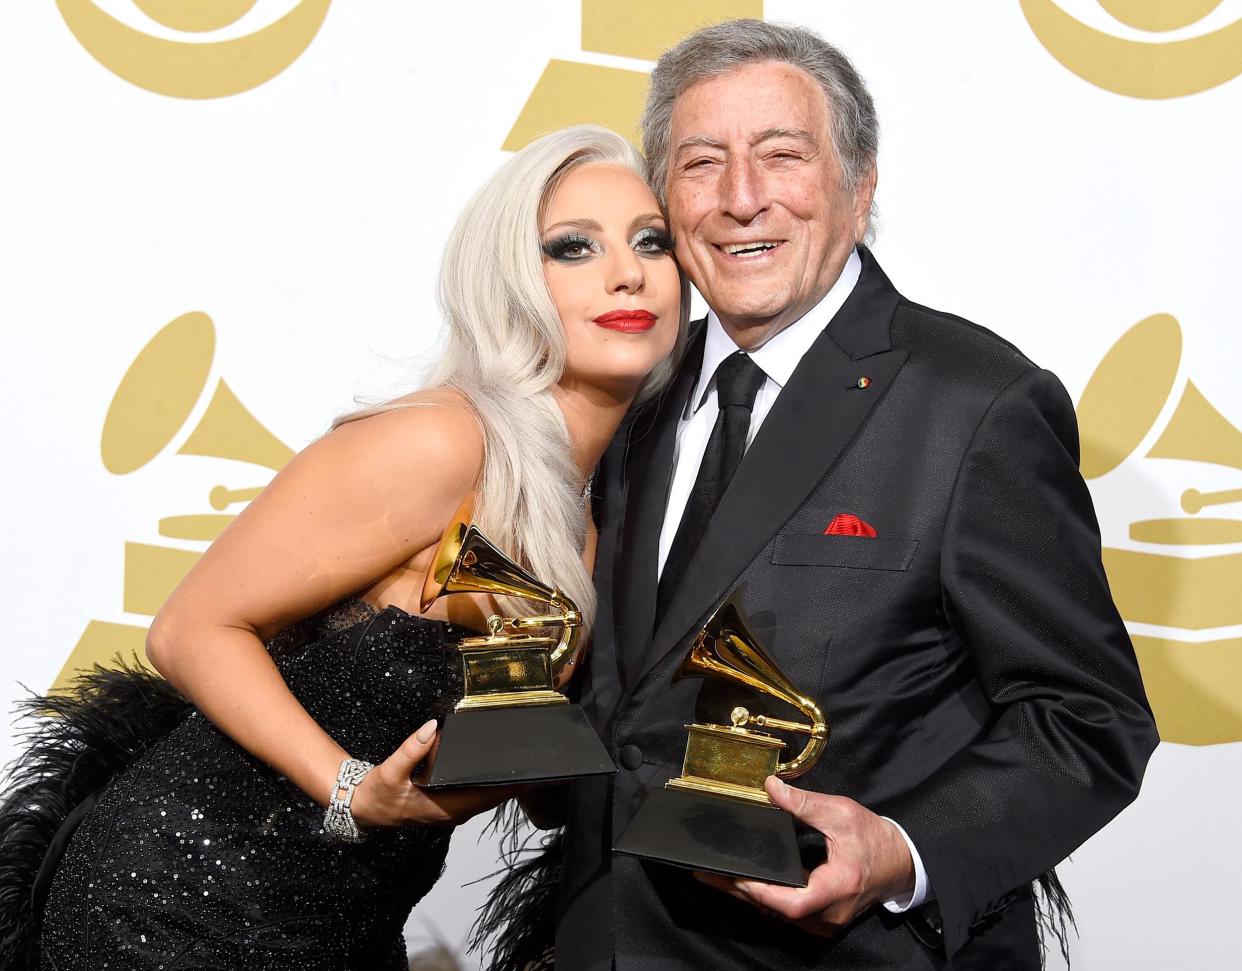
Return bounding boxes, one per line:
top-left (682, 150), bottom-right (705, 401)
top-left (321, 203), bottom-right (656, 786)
top-left (771, 534), bottom-right (919, 571)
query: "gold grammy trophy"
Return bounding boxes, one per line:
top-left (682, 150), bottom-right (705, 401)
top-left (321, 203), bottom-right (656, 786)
top-left (615, 587), bottom-right (828, 886)
top-left (416, 497), bottom-right (615, 788)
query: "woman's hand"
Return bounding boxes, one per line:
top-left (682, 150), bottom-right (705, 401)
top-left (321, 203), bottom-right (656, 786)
top-left (349, 719), bottom-right (515, 827)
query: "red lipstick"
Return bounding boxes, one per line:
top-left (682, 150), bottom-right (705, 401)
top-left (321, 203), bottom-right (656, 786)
top-left (592, 309), bottom-right (657, 333)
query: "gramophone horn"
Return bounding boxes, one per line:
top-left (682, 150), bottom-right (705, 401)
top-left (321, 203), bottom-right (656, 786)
top-left (177, 379), bottom-right (294, 471)
top-left (102, 311), bottom-right (294, 475)
top-left (420, 495), bottom-right (581, 670)
top-left (1077, 313), bottom-right (1182, 479)
top-left (1148, 381), bottom-right (1242, 472)
top-left (680, 587), bottom-right (828, 779)
top-left (420, 496), bottom-right (558, 610)
top-left (1078, 312), bottom-right (1242, 479)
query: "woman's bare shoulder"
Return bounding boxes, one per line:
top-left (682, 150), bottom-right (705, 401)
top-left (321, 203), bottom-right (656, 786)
top-left (319, 388), bottom-right (484, 479)
top-left (239, 389), bottom-right (484, 557)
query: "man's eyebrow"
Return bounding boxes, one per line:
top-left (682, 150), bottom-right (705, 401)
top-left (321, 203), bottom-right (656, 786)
top-left (674, 135), bottom-right (727, 155)
top-left (673, 129), bottom-right (820, 155)
top-left (542, 217), bottom-right (602, 234)
top-left (754, 127), bottom-right (819, 146)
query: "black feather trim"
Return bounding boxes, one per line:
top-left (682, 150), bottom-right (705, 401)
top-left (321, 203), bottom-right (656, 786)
top-left (464, 807), bottom-right (1074, 968)
top-left (0, 657), bottom-right (191, 969)
top-left (1034, 867), bottom-right (1076, 968)
top-left (469, 802), bottom-right (560, 971)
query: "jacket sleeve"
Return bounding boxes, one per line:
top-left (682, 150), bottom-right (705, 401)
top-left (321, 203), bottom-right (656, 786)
top-left (880, 367), bottom-right (1159, 956)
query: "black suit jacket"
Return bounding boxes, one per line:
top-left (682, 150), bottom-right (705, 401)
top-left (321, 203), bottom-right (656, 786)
top-left (555, 248), bottom-right (1158, 969)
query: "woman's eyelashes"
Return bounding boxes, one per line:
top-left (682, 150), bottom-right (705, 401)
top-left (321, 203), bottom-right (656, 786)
top-left (542, 233), bottom-right (599, 263)
top-left (632, 227), bottom-right (675, 255)
top-left (541, 227), bottom-right (675, 264)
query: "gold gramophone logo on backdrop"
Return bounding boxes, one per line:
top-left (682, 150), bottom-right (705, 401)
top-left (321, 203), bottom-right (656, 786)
top-left (1078, 314), bottom-right (1242, 745)
top-left (504, 0), bottom-right (762, 150)
top-left (56, 0), bottom-right (332, 99)
top-left (53, 311), bottom-right (293, 691)
top-left (1020, 0), bottom-right (1242, 98)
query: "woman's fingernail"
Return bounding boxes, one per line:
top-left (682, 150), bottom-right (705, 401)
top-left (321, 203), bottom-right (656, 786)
top-left (416, 719), bottom-right (437, 743)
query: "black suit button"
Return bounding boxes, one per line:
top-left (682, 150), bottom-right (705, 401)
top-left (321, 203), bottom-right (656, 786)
top-left (618, 745), bottom-right (643, 770)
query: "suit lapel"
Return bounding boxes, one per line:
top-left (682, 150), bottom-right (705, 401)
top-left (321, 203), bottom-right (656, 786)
top-left (614, 325), bottom-right (706, 686)
top-left (638, 248), bottom-right (908, 686)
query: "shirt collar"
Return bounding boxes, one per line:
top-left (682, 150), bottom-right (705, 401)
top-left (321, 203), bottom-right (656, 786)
top-left (690, 247), bottom-right (863, 415)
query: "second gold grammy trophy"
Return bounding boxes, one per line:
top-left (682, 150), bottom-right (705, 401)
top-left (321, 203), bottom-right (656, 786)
top-left (417, 498), bottom-right (614, 788)
top-left (614, 587), bottom-right (828, 886)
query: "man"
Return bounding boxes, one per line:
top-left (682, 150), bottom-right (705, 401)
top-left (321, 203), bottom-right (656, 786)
top-left (556, 19), bottom-right (1158, 969)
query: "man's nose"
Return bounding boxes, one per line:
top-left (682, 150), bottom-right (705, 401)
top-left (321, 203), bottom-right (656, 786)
top-left (606, 246), bottom-right (645, 294)
top-left (720, 156), bottom-right (767, 222)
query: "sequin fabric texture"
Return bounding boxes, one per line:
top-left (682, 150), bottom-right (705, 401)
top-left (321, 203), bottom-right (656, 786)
top-left (38, 601), bottom-right (468, 970)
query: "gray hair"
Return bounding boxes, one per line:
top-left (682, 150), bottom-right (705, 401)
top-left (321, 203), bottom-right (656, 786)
top-left (339, 125), bottom-right (687, 633)
top-left (642, 19), bottom-right (879, 217)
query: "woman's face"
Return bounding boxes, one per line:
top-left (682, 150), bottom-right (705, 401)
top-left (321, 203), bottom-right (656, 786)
top-left (541, 163), bottom-right (681, 398)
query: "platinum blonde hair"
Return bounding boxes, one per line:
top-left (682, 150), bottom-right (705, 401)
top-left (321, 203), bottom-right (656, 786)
top-left (642, 19), bottom-right (879, 235)
top-left (338, 125), bottom-right (686, 633)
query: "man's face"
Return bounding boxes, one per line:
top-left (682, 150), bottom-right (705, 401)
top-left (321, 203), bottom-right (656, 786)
top-left (665, 61), bottom-right (875, 348)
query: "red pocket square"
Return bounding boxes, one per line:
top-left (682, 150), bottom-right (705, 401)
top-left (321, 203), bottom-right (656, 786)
top-left (824, 513), bottom-right (877, 537)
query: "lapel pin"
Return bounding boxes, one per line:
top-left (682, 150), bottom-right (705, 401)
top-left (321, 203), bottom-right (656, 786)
top-left (849, 376), bottom-right (871, 390)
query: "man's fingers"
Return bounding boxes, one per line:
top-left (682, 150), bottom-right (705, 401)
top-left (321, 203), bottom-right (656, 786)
top-left (694, 871), bottom-right (762, 907)
top-left (765, 777), bottom-right (851, 834)
top-left (697, 871), bottom-right (819, 917)
top-left (375, 718), bottom-right (437, 785)
top-left (694, 871), bottom-right (738, 893)
top-left (695, 788), bottom-right (883, 935)
top-left (766, 776), bottom-right (822, 821)
top-left (736, 878), bottom-right (826, 921)
top-left (764, 776), bottom-right (804, 814)
top-left (698, 871), bottom-right (847, 933)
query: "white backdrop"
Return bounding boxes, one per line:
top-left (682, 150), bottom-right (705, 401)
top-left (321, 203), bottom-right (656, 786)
top-left (2, 2), bottom-right (1240, 968)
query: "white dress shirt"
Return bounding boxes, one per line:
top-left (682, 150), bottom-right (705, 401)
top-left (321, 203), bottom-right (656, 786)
top-left (656, 248), bottom-right (931, 912)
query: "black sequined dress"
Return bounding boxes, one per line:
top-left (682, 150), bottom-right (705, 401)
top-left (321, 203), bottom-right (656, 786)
top-left (2, 599), bottom-right (472, 971)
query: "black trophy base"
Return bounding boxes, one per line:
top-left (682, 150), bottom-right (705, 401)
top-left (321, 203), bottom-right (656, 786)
top-left (419, 702), bottom-right (615, 789)
top-left (614, 785), bottom-right (806, 887)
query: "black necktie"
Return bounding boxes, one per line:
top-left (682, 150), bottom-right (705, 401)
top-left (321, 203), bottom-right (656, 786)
top-left (657, 351), bottom-right (767, 619)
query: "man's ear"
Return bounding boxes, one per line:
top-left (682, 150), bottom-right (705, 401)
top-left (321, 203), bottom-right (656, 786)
top-left (854, 165), bottom-right (878, 240)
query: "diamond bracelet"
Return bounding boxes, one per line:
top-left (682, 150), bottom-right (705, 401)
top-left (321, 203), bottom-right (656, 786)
top-left (324, 757), bottom-right (374, 843)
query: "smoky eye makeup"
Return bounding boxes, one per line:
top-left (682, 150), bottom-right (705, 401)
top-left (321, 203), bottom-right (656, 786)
top-left (541, 233), bottom-right (600, 263)
top-left (632, 226), bottom-right (675, 255)
top-left (540, 225), bottom-right (674, 264)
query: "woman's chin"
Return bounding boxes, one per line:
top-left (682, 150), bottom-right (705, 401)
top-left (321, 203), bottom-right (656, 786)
top-left (558, 368), bottom-right (652, 402)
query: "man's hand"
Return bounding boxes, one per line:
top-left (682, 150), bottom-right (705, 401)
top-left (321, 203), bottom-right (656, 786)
top-left (696, 776), bottom-right (916, 936)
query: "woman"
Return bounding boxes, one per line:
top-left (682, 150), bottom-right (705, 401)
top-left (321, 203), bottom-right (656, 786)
top-left (0, 124), bottom-right (685, 970)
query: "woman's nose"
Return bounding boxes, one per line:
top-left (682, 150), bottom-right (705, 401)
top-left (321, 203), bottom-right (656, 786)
top-left (606, 247), bottom-right (645, 294)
